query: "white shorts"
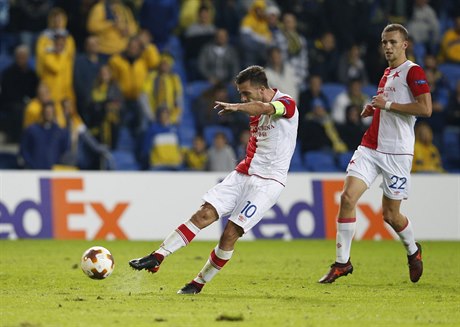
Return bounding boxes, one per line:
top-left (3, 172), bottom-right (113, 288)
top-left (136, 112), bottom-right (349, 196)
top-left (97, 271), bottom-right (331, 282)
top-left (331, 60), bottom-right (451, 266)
top-left (203, 171), bottom-right (284, 233)
top-left (346, 146), bottom-right (413, 200)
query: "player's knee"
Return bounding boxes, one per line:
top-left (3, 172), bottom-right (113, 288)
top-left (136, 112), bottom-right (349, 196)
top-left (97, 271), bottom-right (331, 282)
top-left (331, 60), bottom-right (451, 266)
top-left (190, 203), bottom-right (218, 228)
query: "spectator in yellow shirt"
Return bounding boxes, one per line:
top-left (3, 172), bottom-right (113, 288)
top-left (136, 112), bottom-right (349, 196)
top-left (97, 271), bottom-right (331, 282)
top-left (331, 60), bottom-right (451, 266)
top-left (179, 0), bottom-right (214, 33)
top-left (143, 53), bottom-right (183, 125)
top-left (438, 15), bottom-right (460, 63)
top-left (412, 122), bottom-right (444, 173)
top-left (87, 0), bottom-right (138, 57)
top-left (182, 135), bottom-right (208, 171)
top-left (240, 0), bottom-right (272, 66)
top-left (35, 8), bottom-right (76, 78)
top-left (88, 65), bottom-right (123, 149)
top-left (109, 34), bottom-right (160, 161)
top-left (24, 82), bottom-right (65, 129)
top-left (39, 33), bottom-right (75, 104)
top-left (24, 82), bottom-right (84, 148)
top-left (108, 35), bottom-right (160, 101)
top-left (142, 107), bottom-right (183, 170)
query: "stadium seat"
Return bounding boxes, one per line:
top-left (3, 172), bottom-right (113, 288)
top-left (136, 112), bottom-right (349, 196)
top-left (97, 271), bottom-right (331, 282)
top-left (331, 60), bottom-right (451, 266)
top-left (203, 125), bottom-right (234, 147)
top-left (115, 127), bottom-right (136, 152)
top-left (441, 127), bottom-right (460, 172)
top-left (412, 42), bottom-right (426, 64)
top-left (289, 144), bottom-right (306, 172)
top-left (149, 164), bottom-right (183, 171)
top-left (322, 83), bottom-right (346, 106)
top-left (173, 61), bottom-right (187, 84)
top-left (178, 122), bottom-right (196, 148)
top-left (438, 63), bottom-right (460, 90)
top-left (0, 53), bottom-right (12, 76)
top-left (111, 150), bottom-right (139, 171)
top-left (163, 36), bottom-right (183, 63)
top-left (439, 9), bottom-right (454, 34)
top-left (362, 84), bottom-right (377, 99)
top-left (185, 81), bottom-right (212, 102)
top-left (337, 151), bottom-right (354, 171)
top-left (0, 152), bottom-right (18, 169)
top-left (443, 128), bottom-right (460, 160)
top-left (303, 150), bottom-right (339, 172)
top-left (28, 55), bottom-right (36, 70)
top-left (181, 96), bottom-right (195, 122)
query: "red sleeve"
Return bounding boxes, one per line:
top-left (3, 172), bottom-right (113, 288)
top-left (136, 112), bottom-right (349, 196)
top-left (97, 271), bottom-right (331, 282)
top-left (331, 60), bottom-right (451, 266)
top-left (406, 65), bottom-right (430, 97)
top-left (277, 96), bottom-right (296, 118)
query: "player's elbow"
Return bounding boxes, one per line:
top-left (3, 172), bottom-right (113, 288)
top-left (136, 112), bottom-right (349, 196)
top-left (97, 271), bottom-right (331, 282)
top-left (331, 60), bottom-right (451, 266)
top-left (420, 105), bottom-right (432, 118)
top-left (261, 102), bottom-right (273, 114)
top-left (416, 96), bottom-right (432, 117)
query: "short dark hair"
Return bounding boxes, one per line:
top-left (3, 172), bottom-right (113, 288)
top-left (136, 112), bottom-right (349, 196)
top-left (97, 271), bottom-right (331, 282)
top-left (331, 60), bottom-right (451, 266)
top-left (382, 24), bottom-right (409, 41)
top-left (235, 65), bottom-right (269, 88)
top-left (198, 5), bottom-right (210, 13)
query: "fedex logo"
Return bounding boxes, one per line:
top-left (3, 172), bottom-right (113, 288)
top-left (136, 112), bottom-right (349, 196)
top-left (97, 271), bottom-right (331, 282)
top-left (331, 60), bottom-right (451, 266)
top-left (0, 178), bottom-right (129, 239)
top-left (221, 180), bottom-right (396, 240)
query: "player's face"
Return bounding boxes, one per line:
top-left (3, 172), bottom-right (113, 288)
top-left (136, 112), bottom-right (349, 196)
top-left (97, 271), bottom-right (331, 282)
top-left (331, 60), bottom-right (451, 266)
top-left (381, 31), bottom-right (408, 65)
top-left (237, 81), bottom-right (264, 103)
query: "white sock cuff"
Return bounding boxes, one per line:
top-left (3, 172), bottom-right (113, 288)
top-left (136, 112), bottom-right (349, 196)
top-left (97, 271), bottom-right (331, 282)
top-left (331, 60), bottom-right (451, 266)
top-left (398, 218), bottom-right (411, 233)
top-left (337, 222), bottom-right (356, 231)
top-left (185, 220), bottom-right (201, 235)
top-left (214, 245), bottom-right (234, 260)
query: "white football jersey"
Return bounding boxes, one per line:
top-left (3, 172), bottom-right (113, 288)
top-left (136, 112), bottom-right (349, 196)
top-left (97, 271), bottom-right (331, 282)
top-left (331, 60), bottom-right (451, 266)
top-left (361, 60), bottom-right (430, 155)
top-left (235, 89), bottom-right (298, 185)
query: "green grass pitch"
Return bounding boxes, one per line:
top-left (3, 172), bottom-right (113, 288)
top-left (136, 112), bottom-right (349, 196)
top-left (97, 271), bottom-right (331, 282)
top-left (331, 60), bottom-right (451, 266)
top-left (1, 240), bottom-right (459, 326)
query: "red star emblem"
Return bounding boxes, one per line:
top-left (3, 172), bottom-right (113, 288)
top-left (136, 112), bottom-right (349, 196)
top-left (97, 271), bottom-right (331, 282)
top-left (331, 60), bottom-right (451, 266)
top-left (392, 71), bottom-right (401, 79)
top-left (349, 159), bottom-right (356, 165)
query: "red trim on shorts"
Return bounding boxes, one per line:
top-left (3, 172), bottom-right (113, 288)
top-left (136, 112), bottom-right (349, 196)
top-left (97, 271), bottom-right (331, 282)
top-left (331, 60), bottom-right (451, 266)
top-left (337, 218), bottom-right (357, 223)
top-left (210, 249), bottom-right (229, 269)
top-left (176, 224), bottom-right (196, 244)
top-left (373, 149), bottom-right (414, 156)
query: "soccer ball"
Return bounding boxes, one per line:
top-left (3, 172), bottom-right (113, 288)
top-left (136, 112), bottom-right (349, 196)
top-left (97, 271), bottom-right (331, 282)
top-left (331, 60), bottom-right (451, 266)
top-left (80, 246), bottom-right (114, 280)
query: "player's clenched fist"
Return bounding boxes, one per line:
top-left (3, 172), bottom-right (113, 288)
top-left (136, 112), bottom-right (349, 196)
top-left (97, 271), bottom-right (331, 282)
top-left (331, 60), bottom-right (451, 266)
top-left (361, 104), bottom-right (375, 118)
top-left (371, 94), bottom-right (386, 109)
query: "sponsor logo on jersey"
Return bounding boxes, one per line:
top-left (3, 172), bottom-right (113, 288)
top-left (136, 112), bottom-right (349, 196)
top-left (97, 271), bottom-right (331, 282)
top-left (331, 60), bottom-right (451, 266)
top-left (415, 79), bottom-right (427, 85)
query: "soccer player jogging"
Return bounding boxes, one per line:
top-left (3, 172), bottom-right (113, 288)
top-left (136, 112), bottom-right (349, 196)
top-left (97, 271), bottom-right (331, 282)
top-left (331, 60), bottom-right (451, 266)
top-left (129, 66), bottom-right (298, 294)
top-left (319, 24), bottom-right (432, 284)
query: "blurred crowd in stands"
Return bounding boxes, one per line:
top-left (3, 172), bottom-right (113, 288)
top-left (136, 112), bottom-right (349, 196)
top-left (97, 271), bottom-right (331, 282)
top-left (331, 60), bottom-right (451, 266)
top-left (0, 0), bottom-right (459, 173)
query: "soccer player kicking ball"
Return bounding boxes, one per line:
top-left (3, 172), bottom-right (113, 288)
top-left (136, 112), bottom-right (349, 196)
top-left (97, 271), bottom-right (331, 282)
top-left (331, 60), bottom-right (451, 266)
top-left (319, 24), bottom-right (431, 284)
top-left (129, 66), bottom-right (298, 294)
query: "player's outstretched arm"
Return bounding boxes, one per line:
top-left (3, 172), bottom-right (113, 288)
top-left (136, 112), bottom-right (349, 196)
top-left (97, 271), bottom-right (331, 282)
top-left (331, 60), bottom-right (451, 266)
top-left (214, 101), bottom-right (275, 116)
